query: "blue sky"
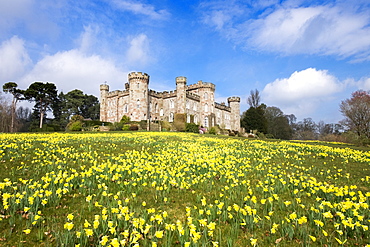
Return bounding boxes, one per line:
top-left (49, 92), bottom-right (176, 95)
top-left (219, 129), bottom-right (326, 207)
top-left (1, 0), bottom-right (370, 123)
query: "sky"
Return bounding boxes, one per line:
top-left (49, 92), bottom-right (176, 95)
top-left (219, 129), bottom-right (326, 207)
top-left (1, 0), bottom-right (370, 123)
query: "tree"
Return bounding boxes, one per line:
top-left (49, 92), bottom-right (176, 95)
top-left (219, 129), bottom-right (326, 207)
top-left (241, 104), bottom-right (267, 134)
top-left (2, 82), bottom-right (24, 132)
top-left (340, 90), bottom-right (370, 139)
top-left (24, 82), bottom-right (58, 129)
top-left (293, 118), bottom-right (317, 140)
top-left (247, 89), bottom-right (261, 108)
top-left (0, 92), bottom-right (12, 132)
top-left (265, 106), bottom-right (292, 139)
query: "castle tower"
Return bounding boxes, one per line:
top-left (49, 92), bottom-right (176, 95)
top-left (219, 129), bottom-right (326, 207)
top-left (176, 76), bottom-right (187, 114)
top-left (100, 84), bottom-right (109, 122)
top-left (198, 81), bottom-right (215, 128)
top-left (128, 72), bottom-right (150, 121)
top-left (228, 97), bottom-right (241, 131)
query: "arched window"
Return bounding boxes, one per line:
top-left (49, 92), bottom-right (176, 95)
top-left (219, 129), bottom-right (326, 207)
top-left (155, 103), bottom-right (158, 113)
top-left (169, 112), bottom-right (174, 122)
top-left (205, 103), bottom-right (208, 112)
top-left (194, 115), bottom-right (198, 124)
top-left (124, 104), bottom-right (128, 113)
top-left (193, 103), bottom-right (197, 111)
top-left (204, 92), bottom-right (208, 100)
top-left (137, 99), bottom-right (140, 108)
top-left (160, 108), bottom-right (164, 116)
top-left (187, 114), bottom-right (190, 123)
top-left (137, 82), bottom-right (140, 89)
top-left (186, 100), bottom-right (190, 109)
top-left (170, 100), bottom-right (174, 108)
top-left (204, 116), bottom-right (208, 127)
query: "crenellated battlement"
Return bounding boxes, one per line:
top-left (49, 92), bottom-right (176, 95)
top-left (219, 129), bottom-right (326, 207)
top-left (227, 96), bottom-right (240, 103)
top-left (215, 102), bottom-right (231, 111)
top-left (100, 84), bottom-right (109, 91)
top-left (187, 80), bottom-right (215, 91)
top-left (128, 72), bottom-right (150, 81)
top-left (186, 92), bottom-right (200, 101)
top-left (176, 76), bottom-right (187, 84)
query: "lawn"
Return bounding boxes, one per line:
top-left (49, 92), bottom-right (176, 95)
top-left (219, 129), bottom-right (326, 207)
top-left (0, 132), bottom-right (369, 246)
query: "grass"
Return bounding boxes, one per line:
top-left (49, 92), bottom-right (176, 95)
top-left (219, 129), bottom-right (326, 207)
top-left (0, 132), bottom-right (369, 246)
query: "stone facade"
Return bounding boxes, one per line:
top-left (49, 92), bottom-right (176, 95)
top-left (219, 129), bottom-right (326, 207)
top-left (100, 72), bottom-right (241, 131)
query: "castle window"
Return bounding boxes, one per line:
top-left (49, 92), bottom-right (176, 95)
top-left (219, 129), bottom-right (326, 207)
top-left (169, 112), bottom-right (174, 122)
top-left (137, 82), bottom-right (139, 89)
top-left (170, 100), bottom-right (174, 108)
top-left (193, 103), bottom-right (197, 111)
top-left (155, 103), bottom-right (158, 113)
top-left (204, 116), bottom-right (208, 127)
top-left (137, 99), bottom-right (140, 108)
top-left (187, 114), bottom-right (190, 123)
top-left (204, 92), bottom-right (208, 100)
top-left (194, 115), bottom-right (198, 124)
top-left (160, 108), bottom-right (164, 116)
top-left (186, 100), bottom-right (190, 109)
top-left (124, 104), bottom-right (128, 113)
top-left (205, 103), bottom-right (208, 112)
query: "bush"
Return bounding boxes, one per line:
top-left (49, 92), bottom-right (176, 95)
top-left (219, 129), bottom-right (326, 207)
top-left (110, 122), bottom-right (124, 131)
top-left (68, 121), bottom-right (83, 131)
top-left (185, 123), bottom-right (199, 133)
top-left (174, 113), bottom-right (186, 131)
top-left (228, 131), bottom-right (235, 136)
top-left (139, 120), bottom-right (147, 130)
top-left (122, 124), bottom-right (130, 131)
top-left (161, 121), bottom-right (171, 131)
top-left (208, 127), bottom-right (217, 135)
top-left (129, 124), bottom-right (139, 131)
top-left (120, 115), bottom-right (131, 124)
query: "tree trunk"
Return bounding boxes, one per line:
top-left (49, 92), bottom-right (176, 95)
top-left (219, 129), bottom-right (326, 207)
top-left (39, 99), bottom-right (44, 129)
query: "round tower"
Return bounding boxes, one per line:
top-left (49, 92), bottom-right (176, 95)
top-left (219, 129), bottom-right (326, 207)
top-left (100, 84), bottom-right (109, 122)
top-left (228, 96), bottom-right (241, 131)
top-left (128, 72), bottom-right (150, 121)
top-left (176, 76), bottom-right (187, 114)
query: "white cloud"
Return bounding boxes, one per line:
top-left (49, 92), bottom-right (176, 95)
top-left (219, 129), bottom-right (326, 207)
top-left (111, 0), bottom-right (169, 20)
top-left (358, 77), bottom-right (370, 91)
top-left (262, 68), bottom-right (343, 118)
top-left (126, 34), bottom-right (151, 66)
top-left (20, 49), bottom-right (127, 97)
top-left (200, 1), bottom-right (370, 60)
top-left (0, 36), bottom-right (32, 83)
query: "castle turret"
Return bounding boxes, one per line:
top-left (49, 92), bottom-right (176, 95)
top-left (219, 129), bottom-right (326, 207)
top-left (100, 84), bottom-right (109, 122)
top-left (176, 76), bottom-right (187, 114)
top-left (128, 72), bottom-right (150, 121)
top-left (228, 97), bottom-right (240, 131)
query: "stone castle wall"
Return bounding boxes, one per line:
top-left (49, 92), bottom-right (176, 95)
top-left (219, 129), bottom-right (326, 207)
top-left (100, 72), bottom-right (240, 131)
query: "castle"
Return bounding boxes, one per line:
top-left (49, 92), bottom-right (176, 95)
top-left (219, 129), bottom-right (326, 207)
top-left (100, 72), bottom-right (240, 131)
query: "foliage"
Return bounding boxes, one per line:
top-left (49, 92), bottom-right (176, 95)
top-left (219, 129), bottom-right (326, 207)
top-left (174, 113), bottom-right (186, 131)
top-left (340, 90), bottom-right (370, 140)
top-left (0, 92), bottom-right (12, 132)
top-left (293, 118), bottom-right (318, 140)
top-left (24, 82), bottom-right (58, 129)
top-left (241, 104), bottom-right (267, 134)
top-left (265, 106), bottom-right (293, 139)
top-left (0, 132), bottom-right (369, 246)
top-left (2, 82), bottom-right (24, 132)
top-left (161, 120), bottom-right (172, 131)
top-left (122, 124), bottom-right (130, 131)
top-left (129, 124), bottom-right (139, 131)
top-left (208, 127), bottom-right (217, 135)
top-left (185, 123), bottom-right (199, 133)
top-left (120, 115), bottom-right (131, 124)
top-left (66, 115), bottom-right (84, 131)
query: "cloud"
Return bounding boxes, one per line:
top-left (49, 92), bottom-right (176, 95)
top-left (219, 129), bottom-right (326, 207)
top-left (358, 77), bottom-right (370, 91)
top-left (125, 34), bottom-right (152, 66)
top-left (200, 1), bottom-right (370, 60)
top-left (20, 49), bottom-right (127, 97)
top-left (0, 36), bottom-right (32, 83)
top-left (262, 68), bottom-right (343, 118)
top-left (111, 0), bottom-right (170, 20)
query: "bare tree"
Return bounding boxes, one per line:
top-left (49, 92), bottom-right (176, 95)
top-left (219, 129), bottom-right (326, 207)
top-left (340, 90), bottom-right (370, 138)
top-left (247, 89), bottom-right (261, 108)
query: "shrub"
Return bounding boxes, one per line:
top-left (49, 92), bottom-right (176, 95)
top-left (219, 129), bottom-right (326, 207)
top-left (161, 121), bottom-right (171, 131)
top-left (185, 123), bottom-right (199, 133)
top-left (68, 121), bottom-right (83, 131)
top-left (174, 113), bottom-right (186, 131)
top-left (120, 115), bottom-right (131, 124)
top-left (122, 124), bottom-right (130, 131)
top-left (228, 131), bottom-right (235, 136)
top-left (139, 120), bottom-right (147, 130)
top-left (129, 124), bottom-right (139, 131)
top-left (209, 127), bottom-right (217, 135)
